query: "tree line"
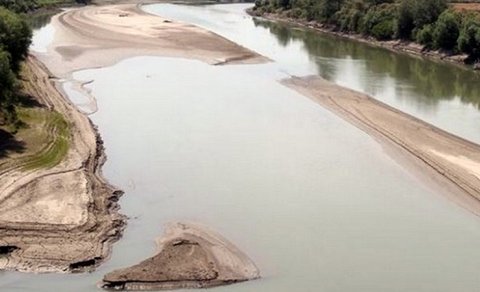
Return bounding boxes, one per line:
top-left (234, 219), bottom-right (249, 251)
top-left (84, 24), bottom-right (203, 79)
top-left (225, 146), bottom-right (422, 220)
top-left (253, 0), bottom-right (480, 63)
top-left (0, 6), bottom-right (31, 125)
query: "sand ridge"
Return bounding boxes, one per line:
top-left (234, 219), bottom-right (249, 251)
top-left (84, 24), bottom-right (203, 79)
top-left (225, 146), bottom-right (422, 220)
top-left (283, 76), bottom-right (480, 213)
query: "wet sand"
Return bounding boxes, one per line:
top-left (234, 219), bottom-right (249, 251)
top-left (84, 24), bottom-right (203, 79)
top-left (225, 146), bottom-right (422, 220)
top-left (283, 76), bottom-right (480, 212)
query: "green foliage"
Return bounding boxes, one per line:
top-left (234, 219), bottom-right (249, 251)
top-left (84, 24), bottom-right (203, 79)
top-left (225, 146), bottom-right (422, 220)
top-left (457, 13), bottom-right (480, 60)
top-left (0, 7), bottom-right (32, 72)
top-left (416, 24), bottom-right (435, 48)
top-left (396, 0), bottom-right (415, 39)
top-left (254, 0), bottom-right (480, 61)
top-left (0, 49), bottom-right (16, 123)
top-left (0, 7), bottom-right (31, 125)
top-left (20, 111), bottom-right (70, 170)
top-left (433, 10), bottom-right (461, 51)
top-left (334, 1), bottom-right (367, 33)
top-left (0, 0), bottom-right (37, 13)
top-left (362, 3), bottom-right (397, 40)
top-left (411, 0), bottom-right (448, 29)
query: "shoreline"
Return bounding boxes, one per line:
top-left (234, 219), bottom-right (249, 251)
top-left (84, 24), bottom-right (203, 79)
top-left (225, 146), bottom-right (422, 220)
top-left (248, 10), bottom-right (479, 72)
top-left (0, 55), bottom-right (126, 273)
top-left (283, 76), bottom-right (480, 214)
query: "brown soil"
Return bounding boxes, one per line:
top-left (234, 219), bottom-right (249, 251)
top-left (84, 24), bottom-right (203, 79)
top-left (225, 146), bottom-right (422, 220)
top-left (101, 222), bottom-right (260, 290)
top-left (452, 3), bottom-right (480, 12)
top-left (0, 56), bottom-right (126, 273)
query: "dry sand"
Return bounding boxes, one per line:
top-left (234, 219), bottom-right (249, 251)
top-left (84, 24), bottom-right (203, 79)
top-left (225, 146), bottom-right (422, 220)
top-left (39, 3), bottom-right (268, 77)
top-left (283, 76), bottom-right (480, 214)
top-left (101, 222), bottom-right (260, 290)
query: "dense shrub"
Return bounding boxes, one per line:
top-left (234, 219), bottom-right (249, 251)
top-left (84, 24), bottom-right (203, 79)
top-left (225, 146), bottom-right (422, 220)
top-left (254, 0), bottom-right (480, 60)
top-left (433, 10), bottom-right (461, 51)
top-left (417, 24), bottom-right (435, 48)
top-left (0, 7), bottom-right (32, 72)
top-left (362, 4), bottom-right (397, 40)
top-left (457, 14), bottom-right (480, 60)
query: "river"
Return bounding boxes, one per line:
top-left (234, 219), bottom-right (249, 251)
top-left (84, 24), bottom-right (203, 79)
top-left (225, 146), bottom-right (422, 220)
top-left (2, 3), bottom-right (480, 292)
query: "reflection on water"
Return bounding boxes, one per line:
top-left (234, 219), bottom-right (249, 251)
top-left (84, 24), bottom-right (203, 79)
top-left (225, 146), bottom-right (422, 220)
top-left (144, 3), bottom-right (480, 143)
top-left (255, 19), bottom-right (480, 108)
top-left (28, 11), bottom-right (57, 29)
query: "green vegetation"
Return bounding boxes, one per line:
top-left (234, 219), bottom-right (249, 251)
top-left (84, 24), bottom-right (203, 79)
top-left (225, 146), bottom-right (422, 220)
top-left (0, 0), bottom-right (89, 13)
top-left (0, 106), bottom-right (70, 170)
top-left (0, 1), bottom-right (71, 168)
top-left (19, 110), bottom-right (70, 170)
top-left (0, 7), bottom-right (31, 126)
top-left (253, 0), bottom-right (480, 63)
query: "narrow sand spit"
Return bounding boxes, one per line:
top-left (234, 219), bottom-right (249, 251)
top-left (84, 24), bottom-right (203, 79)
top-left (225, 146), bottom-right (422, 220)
top-left (101, 222), bottom-right (260, 290)
top-left (39, 3), bottom-right (268, 77)
top-left (283, 76), bottom-right (480, 213)
top-left (0, 56), bottom-right (125, 273)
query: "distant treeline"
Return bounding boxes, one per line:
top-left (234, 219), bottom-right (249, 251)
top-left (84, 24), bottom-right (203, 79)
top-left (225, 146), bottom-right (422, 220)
top-left (0, 0), bottom-right (90, 13)
top-left (253, 0), bottom-right (480, 62)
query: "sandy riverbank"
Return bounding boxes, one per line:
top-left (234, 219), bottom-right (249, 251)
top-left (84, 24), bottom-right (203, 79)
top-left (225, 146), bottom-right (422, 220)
top-left (283, 76), bottom-right (480, 214)
top-left (0, 56), bottom-right (125, 273)
top-left (38, 3), bottom-right (268, 77)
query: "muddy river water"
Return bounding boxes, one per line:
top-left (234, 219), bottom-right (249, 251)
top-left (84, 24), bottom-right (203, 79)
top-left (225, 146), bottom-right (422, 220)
top-left (3, 3), bottom-right (480, 292)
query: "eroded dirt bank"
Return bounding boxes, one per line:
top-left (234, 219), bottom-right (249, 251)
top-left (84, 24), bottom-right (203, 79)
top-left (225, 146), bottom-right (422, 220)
top-left (283, 76), bottom-right (480, 214)
top-left (101, 222), bottom-right (260, 290)
top-left (0, 56), bottom-right (126, 273)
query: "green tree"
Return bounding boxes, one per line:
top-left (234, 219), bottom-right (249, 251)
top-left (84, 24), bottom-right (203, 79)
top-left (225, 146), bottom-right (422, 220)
top-left (397, 0), bottom-right (415, 39)
top-left (457, 14), bottom-right (480, 61)
top-left (433, 10), bottom-right (460, 51)
top-left (412, 0), bottom-right (447, 29)
top-left (0, 7), bottom-right (32, 72)
top-left (0, 49), bottom-right (17, 123)
top-left (417, 24), bottom-right (434, 48)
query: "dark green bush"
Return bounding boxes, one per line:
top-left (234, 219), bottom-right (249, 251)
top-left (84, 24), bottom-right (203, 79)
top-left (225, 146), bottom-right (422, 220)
top-left (433, 10), bottom-right (461, 51)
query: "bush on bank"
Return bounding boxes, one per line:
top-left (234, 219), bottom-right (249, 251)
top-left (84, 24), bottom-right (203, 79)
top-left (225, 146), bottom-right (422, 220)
top-left (0, 7), bottom-right (32, 125)
top-left (253, 0), bottom-right (480, 63)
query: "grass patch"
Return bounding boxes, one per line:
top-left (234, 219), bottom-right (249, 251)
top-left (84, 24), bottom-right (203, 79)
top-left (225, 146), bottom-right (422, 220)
top-left (0, 106), bottom-right (71, 171)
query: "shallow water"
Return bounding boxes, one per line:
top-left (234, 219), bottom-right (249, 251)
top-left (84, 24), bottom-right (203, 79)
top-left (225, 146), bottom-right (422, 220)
top-left (3, 3), bottom-right (480, 292)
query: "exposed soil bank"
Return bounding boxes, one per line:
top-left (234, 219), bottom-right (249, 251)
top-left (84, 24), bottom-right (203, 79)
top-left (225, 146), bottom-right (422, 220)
top-left (0, 56), bottom-right (126, 273)
top-left (249, 11), bottom-right (478, 71)
top-left (101, 222), bottom-right (260, 290)
top-left (283, 76), bottom-right (480, 214)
